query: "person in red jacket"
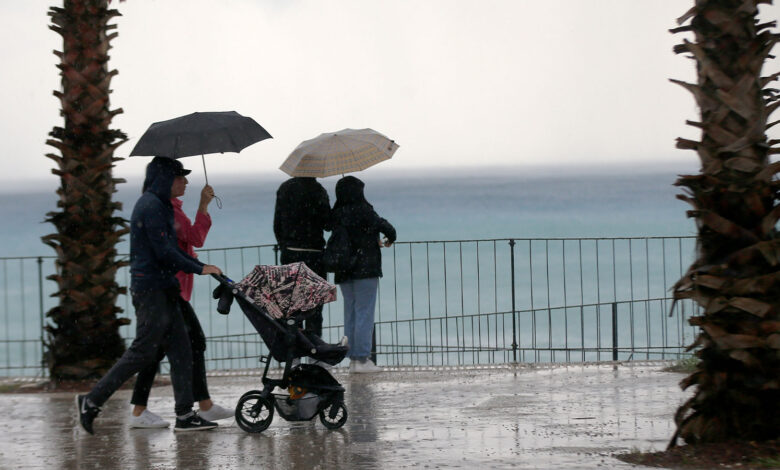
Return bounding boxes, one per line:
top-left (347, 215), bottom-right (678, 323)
top-left (127, 172), bottom-right (233, 428)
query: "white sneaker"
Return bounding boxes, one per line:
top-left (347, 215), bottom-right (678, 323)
top-left (198, 403), bottom-right (233, 421)
top-left (130, 409), bottom-right (170, 429)
top-left (339, 336), bottom-right (349, 347)
top-left (351, 359), bottom-right (381, 373)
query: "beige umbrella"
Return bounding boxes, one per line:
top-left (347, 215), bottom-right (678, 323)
top-left (279, 128), bottom-right (399, 177)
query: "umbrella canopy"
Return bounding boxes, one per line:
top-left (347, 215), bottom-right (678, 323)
top-left (234, 262), bottom-right (337, 319)
top-left (280, 128), bottom-right (398, 177)
top-left (129, 111), bottom-right (271, 159)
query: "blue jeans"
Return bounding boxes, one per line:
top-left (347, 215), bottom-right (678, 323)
top-left (340, 277), bottom-right (378, 360)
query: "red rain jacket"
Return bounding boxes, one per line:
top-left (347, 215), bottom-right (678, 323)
top-left (172, 197), bottom-right (212, 301)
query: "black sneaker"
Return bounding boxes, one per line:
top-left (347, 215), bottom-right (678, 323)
top-left (174, 412), bottom-right (218, 432)
top-left (76, 394), bottom-right (100, 435)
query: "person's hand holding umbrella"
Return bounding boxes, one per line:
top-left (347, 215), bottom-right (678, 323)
top-left (199, 184), bottom-right (215, 214)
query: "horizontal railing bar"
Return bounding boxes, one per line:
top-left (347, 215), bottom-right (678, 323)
top-left (371, 298), bottom-right (680, 326)
top-left (1, 235), bottom-right (701, 377)
top-left (395, 236), bottom-right (697, 244)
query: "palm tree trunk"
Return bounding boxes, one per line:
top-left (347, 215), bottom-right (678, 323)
top-left (669, 0), bottom-right (780, 446)
top-left (43, 0), bottom-right (129, 380)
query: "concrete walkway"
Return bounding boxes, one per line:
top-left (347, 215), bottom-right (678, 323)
top-left (1, 362), bottom-right (688, 469)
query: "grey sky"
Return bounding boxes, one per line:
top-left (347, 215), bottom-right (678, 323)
top-left (1, 0), bottom-right (778, 187)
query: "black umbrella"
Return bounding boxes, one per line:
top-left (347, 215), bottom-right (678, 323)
top-left (129, 111), bottom-right (272, 185)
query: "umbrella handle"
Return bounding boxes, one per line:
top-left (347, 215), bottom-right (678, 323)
top-left (202, 154), bottom-right (222, 209)
top-left (201, 154), bottom-right (209, 185)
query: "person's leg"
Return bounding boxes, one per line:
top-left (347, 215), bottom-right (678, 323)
top-left (130, 347), bottom-right (166, 416)
top-left (86, 290), bottom-right (176, 408)
top-left (180, 298), bottom-right (234, 419)
top-left (177, 297), bottom-right (231, 420)
top-left (163, 291), bottom-right (195, 417)
top-left (78, 289), bottom-right (211, 433)
top-left (304, 254), bottom-right (325, 337)
top-left (351, 277), bottom-right (379, 360)
top-left (340, 280), bottom-right (357, 359)
top-left (167, 297), bottom-right (219, 431)
top-left (179, 298), bottom-right (209, 404)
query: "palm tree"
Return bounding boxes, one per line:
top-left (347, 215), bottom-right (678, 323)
top-left (669, 0), bottom-right (780, 446)
top-left (42, 0), bottom-right (129, 380)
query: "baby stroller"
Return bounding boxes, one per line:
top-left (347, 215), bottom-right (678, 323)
top-left (212, 262), bottom-right (349, 433)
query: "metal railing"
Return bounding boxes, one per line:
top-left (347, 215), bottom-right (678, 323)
top-left (0, 237), bottom-right (699, 377)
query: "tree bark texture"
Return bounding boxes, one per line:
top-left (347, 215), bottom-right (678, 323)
top-left (43, 0), bottom-right (129, 380)
top-left (670, 0), bottom-right (780, 446)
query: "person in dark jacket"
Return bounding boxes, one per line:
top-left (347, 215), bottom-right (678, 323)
top-left (128, 162), bottom-right (232, 429)
top-left (330, 176), bottom-right (396, 373)
top-left (273, 177), bottom-right (331, 337)
top-left (76, 157), bottom-right (223, 435)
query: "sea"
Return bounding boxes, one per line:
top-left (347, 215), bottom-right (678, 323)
top-left (1, 164), bottom-right (696, 257)
top-left (0, 165), bottom-right (701, 373)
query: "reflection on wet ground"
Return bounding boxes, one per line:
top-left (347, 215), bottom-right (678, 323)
top-left (2, 363), bottom-right (685, 469)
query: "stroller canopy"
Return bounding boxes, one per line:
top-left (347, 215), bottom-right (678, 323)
top-left (235, 262), bottom-right (337, 319)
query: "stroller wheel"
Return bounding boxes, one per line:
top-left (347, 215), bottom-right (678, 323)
top-left (236, 391), bottom-right (274, 433)
top-left (318, 402), bottom-right (348, 429)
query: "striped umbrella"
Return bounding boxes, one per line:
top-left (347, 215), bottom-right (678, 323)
top-left (280, 128), bottom-right (398, 177)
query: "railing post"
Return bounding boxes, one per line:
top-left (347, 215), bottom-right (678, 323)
top-left (509, 239), bottom-right (517, 362)
top-left (37, 257), bottom-right (46, 376)
top-left (273, 244), bottom-right (280, 265)
top-left (612, 302), bottom-right (618, 361)
top-left (370, 325), bottom-right (377, 365)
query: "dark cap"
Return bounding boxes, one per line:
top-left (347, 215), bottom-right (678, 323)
top-left (152, 156), bottom-right (191, 176)
top-left (171, 159), bottom-right (192, 176)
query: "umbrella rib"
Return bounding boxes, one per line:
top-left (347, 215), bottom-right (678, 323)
top-left (333, 133), bottom-right (357, 176)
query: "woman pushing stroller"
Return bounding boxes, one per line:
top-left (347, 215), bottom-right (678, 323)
top-left (128, 158), bottom-right (233, 428)
top-left (77, 157), bottom-right (224, 434)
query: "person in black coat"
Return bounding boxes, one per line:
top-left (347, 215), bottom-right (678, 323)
top-left (76, 157), bottom-right (223, 435)
top-left (330, 176), bottom-right (396, 373)
top-left (273, 177), bottom-right (332, 336)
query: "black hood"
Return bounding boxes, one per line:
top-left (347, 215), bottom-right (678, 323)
top-left (142, 156), bottom-right (188, 199)
top-left (333, 176), bottom-right (371, 211)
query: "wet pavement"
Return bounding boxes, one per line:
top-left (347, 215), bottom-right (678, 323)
top-left (1, 362), bottom-right (687, 469)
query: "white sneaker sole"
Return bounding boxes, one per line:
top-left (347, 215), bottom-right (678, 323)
top-left (198, 411), bottom-right (234, 421)
top-left (173, 424), bottom-right (218, 432)
top-left (130, 422), bottom-right (170, 429)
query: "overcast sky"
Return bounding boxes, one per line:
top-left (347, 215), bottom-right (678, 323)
top-left (1, 0), bottom-right (779, 188)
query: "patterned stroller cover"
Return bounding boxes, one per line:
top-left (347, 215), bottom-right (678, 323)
top-left (234, 262), bottom-right (337, 319)
top-left (222, 262), bottom-right (347, 364)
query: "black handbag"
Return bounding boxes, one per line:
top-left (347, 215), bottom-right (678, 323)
top-left (322, 225), bottom-right (357, 272)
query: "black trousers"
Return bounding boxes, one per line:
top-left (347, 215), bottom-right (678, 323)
top-left (87, 288), bottom-right (194, 416)
top-left (131, 297), bottom-right (209, 407)
top-left (280, 248), bottom-right (325, 337)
